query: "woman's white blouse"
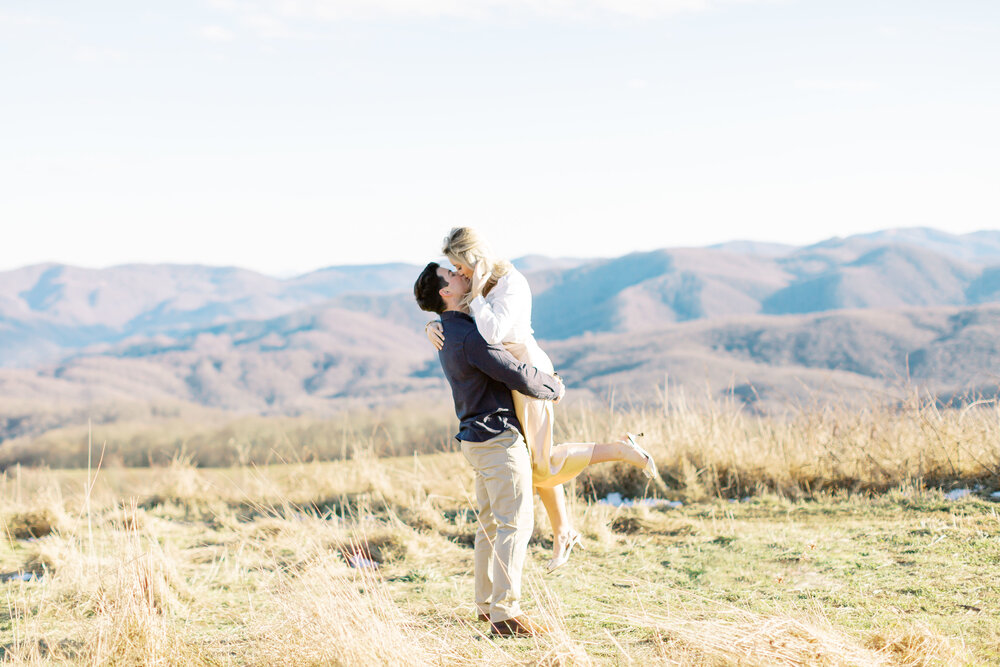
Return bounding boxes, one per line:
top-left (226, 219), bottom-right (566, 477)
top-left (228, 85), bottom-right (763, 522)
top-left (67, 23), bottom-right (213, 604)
top-left (468, 269), bottom-right (534, 345)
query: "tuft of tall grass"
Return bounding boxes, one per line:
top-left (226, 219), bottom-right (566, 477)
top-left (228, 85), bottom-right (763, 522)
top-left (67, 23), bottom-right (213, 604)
top-left (562, 391), bottom-right (1000, 501)
top-left (0, 401), bottom-right (457, 469)
top-left (247, 555), bottom-right (443, 665)
top-left (3, 427), bottom-right (995, 665)
top-left (4, 393), bottom-right (999, 516)
top-left (614, 588), bottom-right (971, 666)
top-left (4, 393), bottom-right (998, 505)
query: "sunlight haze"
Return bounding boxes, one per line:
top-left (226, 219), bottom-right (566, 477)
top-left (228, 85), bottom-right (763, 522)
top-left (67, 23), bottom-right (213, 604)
top-left (2, 0), bottom-right (997, 275)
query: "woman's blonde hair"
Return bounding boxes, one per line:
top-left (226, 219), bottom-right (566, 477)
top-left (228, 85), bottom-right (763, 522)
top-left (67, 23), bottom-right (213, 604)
top-left (442, 227), bottom-right (512, 306)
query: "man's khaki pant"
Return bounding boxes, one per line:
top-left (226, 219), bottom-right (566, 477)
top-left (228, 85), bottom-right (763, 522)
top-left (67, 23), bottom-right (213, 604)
top-left (460, 430), bottom-right (534, 623)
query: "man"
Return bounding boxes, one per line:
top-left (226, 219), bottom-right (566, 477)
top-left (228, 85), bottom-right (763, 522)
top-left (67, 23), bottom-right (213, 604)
top-left (414, 262), bottom-right (564, 637)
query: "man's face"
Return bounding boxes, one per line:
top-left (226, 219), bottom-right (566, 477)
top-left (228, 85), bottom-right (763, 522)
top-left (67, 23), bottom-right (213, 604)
top-left (437, 266), bottom-right (469, 302)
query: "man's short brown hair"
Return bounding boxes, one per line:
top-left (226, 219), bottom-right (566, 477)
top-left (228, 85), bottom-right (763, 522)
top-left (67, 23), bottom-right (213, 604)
top-left (414, 262), bottom-right (447, 313)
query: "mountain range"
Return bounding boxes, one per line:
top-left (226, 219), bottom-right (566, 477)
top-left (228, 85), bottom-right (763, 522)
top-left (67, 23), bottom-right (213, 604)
top-left (1, 227), bottom-right (999, 441)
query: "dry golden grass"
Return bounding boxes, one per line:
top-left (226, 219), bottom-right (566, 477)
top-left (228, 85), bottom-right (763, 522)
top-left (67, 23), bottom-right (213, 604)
top-left (1, 396), bottom-right (998, 665)
top-left (562, 391), bottom-right (1000, 500)
top-left (4, 390), bottom-right (999, 500)
top-left (0, 401), bottom-right (457, 469)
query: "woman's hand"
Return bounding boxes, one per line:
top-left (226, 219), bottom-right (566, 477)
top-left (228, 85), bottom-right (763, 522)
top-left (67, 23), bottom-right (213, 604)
top-left (425, 320), bottom-right (445, 351)
top-left (471, 261), bottom-right (491, 299)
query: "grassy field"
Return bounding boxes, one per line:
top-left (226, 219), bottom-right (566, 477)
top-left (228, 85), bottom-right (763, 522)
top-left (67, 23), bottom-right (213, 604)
top-left (2, 398), bottom-right (999, 665)
top-left (0, 400), bottom-right (458, 469)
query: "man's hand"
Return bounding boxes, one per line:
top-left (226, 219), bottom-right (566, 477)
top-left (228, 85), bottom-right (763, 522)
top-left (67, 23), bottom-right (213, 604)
top-left (552, 373), bottom-right (566, 404)
top-left (425, 320), bottom-right (445, 351)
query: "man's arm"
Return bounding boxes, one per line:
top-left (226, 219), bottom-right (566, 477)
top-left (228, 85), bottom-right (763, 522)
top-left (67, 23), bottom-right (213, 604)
top-left (463, 332), bottom-right (563, 401)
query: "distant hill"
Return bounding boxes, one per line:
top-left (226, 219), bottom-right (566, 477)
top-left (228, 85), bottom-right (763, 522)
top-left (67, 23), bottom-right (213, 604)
top-left (851, 228), bottom-right (1000, 265)
top-left (542, 303), bottom-right (1000, 412)
top-left (530, 249), bottom-right (790, 338)
top-left (762, 244), bottom-right (977, 314)
top-left (707, 240), bottom-right (796, 257)
top-left (1, 302), bottom-right (997, 442)
top-left (44, 304), bottom-right (437, 414)
top-left (1, 227), bottom-right (1000, 446)
top-left (529, 232), bottom-right (998, 339)
top-left (0, 263), bottom-right (424, 367)
top-left (3, 227), bottom-right (1000, 367)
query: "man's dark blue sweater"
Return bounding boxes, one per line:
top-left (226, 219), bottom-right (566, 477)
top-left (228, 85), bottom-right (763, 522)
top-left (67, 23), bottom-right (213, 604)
top-left (438, 311), bottom-right (561, 442)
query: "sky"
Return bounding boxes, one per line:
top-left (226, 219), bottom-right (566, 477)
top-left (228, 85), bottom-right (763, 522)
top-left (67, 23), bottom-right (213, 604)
top-left (2, 0), bottom-right (998, 276)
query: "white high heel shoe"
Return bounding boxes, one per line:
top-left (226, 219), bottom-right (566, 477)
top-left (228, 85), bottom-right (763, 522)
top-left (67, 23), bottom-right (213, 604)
top-left (624, 432), bottom-right (664, 486)
top-left (547, 530), bottom-right (584, 573)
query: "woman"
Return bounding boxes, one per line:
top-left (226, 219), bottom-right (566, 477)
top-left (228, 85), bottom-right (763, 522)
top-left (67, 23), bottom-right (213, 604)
top-left (425, 227), bottom-right (661, 571)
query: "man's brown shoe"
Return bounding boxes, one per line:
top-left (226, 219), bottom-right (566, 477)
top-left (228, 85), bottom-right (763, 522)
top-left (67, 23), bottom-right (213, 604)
top-left (477, 613), bottom-right (490, 623)
top-left (489, 615), bottom-right (550, 637)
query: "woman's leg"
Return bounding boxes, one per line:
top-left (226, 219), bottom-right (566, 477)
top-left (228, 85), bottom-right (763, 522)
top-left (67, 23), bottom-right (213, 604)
top-left (503, 341), bottom-right (586, 560)
top-left (536, 484), bottom-right (568, 540)
top-left (586, 439), bottom-right (648, 467)
top-left (548, 439), bottom-right (647, 470)
top-left (508, 380), bottom-right (575, 545)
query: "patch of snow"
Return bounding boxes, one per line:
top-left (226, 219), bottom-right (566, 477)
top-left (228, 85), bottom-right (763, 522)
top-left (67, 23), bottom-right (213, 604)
top-left (345, 553), bottom-right (379, 569)
top-left (944, 488), bottom-right (972, 501)
top-left (597, 493), bottom-right (681, 509)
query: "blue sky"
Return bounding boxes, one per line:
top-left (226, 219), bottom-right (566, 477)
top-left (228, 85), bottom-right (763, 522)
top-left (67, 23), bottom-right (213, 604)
top-left (2, 0), bottom-right (997, 275)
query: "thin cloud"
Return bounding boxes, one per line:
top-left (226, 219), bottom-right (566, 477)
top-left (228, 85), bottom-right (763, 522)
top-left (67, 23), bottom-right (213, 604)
top-left (0, 11), bottom-right (42, 26)
top-left (74, 46), bottom-right (125, 63)
top-left (198, 25), bottom-right (236, 41)
top-left (243, 14), bottom-right (296, 39)
top-left (210, 0), bottom-right (774, 26)
top-left (795, 79), bottom-right (878, 93)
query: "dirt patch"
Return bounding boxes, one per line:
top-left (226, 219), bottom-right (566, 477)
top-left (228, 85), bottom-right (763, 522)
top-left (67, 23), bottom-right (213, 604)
top-left (341, 532), bottom-right (408, 566)
top-left (5, 510), bottom-right (60, 539)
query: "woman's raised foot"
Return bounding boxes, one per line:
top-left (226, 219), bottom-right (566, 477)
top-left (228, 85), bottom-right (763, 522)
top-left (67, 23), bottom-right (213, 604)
top-left (623, 432), bottom-right (665, 486)
top-left (547, 530), bottom-right (584, 573)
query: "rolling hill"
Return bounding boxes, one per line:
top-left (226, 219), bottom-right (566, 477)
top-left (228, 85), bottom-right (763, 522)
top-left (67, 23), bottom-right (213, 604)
top-left (4, 228), bottom-right (1000, 368)
top-left (0, 263), bottom-right (420, 367)
top-left (1, 227), bottom-right (999, 445)
top-left (2, 301), bottom-right (997, 438)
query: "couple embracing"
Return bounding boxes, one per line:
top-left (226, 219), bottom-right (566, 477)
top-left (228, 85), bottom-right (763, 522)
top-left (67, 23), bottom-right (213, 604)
top-left (414, 227), bottom-right (662, 637)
